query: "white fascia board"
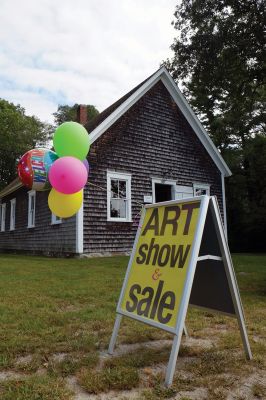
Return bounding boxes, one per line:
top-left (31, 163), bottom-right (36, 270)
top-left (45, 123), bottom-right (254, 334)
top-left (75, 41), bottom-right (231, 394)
top-left (89, 69), bottom-right (164, 144)
top-left (160, 70), bottom-right (232, 177)
top-left (89, 66), bottom-right (231, 178)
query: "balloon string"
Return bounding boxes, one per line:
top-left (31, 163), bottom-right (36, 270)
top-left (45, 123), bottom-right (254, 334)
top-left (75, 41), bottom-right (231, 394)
top-left (86, 181), bottom-right (145, 208)
top-left (86, 181), bottom-right (145, 224)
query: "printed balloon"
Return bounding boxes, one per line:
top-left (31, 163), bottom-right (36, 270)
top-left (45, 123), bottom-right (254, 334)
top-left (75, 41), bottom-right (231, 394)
top-left (17, 148), bottom-right (58, 191)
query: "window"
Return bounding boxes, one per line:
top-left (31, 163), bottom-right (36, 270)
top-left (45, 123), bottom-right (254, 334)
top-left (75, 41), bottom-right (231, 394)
top-left (28, 190), bottom-right (36, 228)
top-left (1, 203), bottom-right (6, 232)
top-left (107, 172), bottom-right (131, 222)
top-left (10, 199), bottom-right (16, 230)
top-left (193, 183), bottom-right (210, 196)
top-left (51, 213), bottom-right (62, 225)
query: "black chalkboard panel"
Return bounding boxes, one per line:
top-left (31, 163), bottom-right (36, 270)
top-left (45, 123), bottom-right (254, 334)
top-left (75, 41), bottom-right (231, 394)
top-left (189, 259), bottom-right (235, 315)
top-left (199, 205), bottom-right (221, 257)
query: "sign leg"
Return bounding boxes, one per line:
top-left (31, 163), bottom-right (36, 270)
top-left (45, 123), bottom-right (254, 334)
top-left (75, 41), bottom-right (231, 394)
top-left (108, 314), bottom-right (122, 355)
top-left (183, 323), bottom-right (188, 337)
top-left (226, 252), bottom-right (252, 359)
top-left (210, 197), bottom-right (252, 360)
top-left (235, 307), bottom-right (252, 360)
top-left (165, 331), bottom-right (182, 387)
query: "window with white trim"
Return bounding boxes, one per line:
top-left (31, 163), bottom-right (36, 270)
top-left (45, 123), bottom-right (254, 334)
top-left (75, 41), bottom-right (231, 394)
top-left (107, 172), bottom-right (132, 222)
top-left (51, 213), bottom-right (62, 225)
top-left (10, 198), bottom-right (16, 231)
top-left (28, 190), bottom-right (36, 228)
top-left (1, 203), bottom-right (6, 232)
top-left (193, 183), bottom-right (210, 196)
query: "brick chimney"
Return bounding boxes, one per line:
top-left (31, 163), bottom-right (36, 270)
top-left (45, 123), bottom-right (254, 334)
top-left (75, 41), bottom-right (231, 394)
top-left (77, 105), bottom-right (87, 125)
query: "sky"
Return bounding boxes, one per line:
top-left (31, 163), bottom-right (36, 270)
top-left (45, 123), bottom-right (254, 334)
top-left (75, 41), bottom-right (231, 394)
top-left (0, 0), bottom-right (178, 123)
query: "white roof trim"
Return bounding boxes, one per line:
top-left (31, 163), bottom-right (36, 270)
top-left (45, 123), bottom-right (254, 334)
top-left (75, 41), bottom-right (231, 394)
top-left (160, 70), bottom-right (231, 176)
top-left (89, 69), bottom-right (163, 144)
top-left (89, 66), bottom-right (231, 177)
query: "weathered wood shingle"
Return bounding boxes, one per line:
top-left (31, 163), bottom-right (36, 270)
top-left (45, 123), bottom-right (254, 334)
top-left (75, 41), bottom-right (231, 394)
top-left (0, 187), bottom-right (76, 254)
top-left (84, 81), bottom-right (223, 254)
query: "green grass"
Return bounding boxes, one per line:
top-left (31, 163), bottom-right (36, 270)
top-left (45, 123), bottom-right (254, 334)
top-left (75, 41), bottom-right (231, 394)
top-left (104, 345), bottom-right (171, 369)
top-left (77, 365), bottom-right (140, 394)
top-left (0, 254), bottom-right (171, 364)
top-left (47, 352), bottom-right (99, 377)
top-left (0, 376), bottom-right (73, 400)
top-left (0, 253), bottom-right (265, 399)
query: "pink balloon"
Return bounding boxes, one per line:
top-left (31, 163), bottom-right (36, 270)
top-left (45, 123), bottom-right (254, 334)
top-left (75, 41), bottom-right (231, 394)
top-left (48, 156), bottom-right (88, 194)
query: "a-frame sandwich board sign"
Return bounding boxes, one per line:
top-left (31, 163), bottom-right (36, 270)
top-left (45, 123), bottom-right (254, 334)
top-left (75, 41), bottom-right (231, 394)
top-left (108, 195), bottom-right (252, 386)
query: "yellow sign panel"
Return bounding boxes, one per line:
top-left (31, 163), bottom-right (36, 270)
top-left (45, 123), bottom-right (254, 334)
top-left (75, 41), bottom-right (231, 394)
top-left (119, 200), bottom-right (201, 331)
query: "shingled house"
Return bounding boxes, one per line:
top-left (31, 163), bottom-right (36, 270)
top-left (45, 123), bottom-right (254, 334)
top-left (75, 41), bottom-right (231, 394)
top-left (0, 67), bottom-right (231, 256)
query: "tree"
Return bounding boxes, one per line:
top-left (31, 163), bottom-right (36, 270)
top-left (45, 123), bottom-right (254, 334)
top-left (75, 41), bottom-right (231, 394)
top-left (226, 135), bottom-right (266, 251)
top-left (53, 104), bottom-right (99, 126)
top-left (164, 0), bottom-right (265, 150)
top-left (164, 0), bottom-right (266, 251)
top-left (0, 99), bottom-right (52, 189)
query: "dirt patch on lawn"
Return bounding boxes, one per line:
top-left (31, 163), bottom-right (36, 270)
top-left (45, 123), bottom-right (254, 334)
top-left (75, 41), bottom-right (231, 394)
top-left (1, 335), bottom-right (265, 400)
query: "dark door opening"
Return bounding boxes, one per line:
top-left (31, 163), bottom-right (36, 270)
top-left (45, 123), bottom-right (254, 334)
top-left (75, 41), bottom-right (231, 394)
top-left (155, 183), bottom-right (173, 203)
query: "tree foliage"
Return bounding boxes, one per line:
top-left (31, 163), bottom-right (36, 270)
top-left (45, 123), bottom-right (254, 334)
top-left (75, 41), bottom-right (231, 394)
top-left (53, 104), bottom-right (99, 126)
top-left (0, 99), bottom-right (52, 189)
top-left (225, 135), bottom-right (266, 251)
top-left (164, 0), bottom-right (266, 251)
top-left (164, 0), bottom-right (265, 150)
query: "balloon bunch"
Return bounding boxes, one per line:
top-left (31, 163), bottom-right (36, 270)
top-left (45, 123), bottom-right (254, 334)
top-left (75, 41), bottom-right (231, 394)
top-left (17, 122), bottom-right (90, 218)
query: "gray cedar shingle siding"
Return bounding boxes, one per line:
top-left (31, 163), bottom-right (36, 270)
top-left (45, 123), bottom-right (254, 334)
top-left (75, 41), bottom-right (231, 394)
top-left (0, 187), bottom-right (76, 254)
top-left (83, 81), bottom-right (223, 254)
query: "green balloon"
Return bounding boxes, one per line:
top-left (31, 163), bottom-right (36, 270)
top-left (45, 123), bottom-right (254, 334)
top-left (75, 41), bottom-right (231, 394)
top-left (53, 122), bottom-right (90, 160)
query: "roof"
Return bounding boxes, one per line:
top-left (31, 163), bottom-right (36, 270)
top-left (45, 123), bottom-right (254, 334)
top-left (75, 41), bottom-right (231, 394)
top-left (85, 70), bottom-right (157, 133)
top-left (87, 66), bottom-right (231, 177)
top-left (0, 177), bottom-right (22, 199)
top-left (0, 67), bottom-right (231, 199)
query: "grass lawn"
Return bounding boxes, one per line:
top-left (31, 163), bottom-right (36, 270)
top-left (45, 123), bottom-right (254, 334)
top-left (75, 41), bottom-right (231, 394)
top-left (0, 253), bottom-right (265, 399)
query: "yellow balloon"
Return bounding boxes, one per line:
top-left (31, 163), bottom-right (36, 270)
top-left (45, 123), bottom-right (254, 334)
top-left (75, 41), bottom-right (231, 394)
top-left (48, 188), bottom-right (82, 218)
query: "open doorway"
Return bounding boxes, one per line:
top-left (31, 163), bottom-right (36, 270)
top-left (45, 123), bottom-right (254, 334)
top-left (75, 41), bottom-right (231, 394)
top-left (154, 183), bottom-right (173, 203)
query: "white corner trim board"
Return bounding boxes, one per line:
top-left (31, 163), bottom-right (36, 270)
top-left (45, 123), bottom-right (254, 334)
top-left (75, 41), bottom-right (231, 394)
top-left (76, 193), bottom-right (84, 254)
top-left (221, 173), bottom-right (228, 239)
